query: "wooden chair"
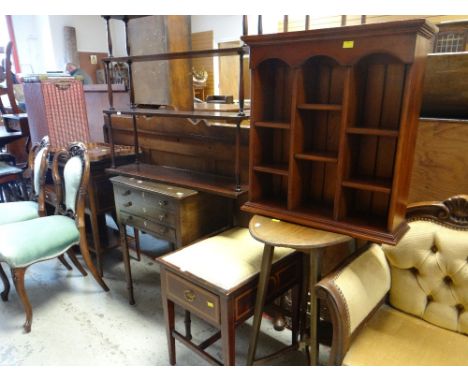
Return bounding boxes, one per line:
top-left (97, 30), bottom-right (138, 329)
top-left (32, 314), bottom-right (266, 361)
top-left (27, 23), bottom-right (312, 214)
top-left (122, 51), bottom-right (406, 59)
top-left (316, 195), bottom-right (468, 365)
top-left (0, 136), bottom-right (49, 223)
top-left (0, 41), bottom-right (30, 162)
top-left (0, 42), bottom-right (30, 200)
top-left (0, 155), bottom-right (26, 202)
top-left (0, 142), bottom-right (109, 333)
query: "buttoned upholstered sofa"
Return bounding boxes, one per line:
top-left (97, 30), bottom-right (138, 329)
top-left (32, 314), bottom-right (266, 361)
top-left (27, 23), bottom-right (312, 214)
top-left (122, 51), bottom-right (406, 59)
top-left (316, 195), bottom-right (468, 365)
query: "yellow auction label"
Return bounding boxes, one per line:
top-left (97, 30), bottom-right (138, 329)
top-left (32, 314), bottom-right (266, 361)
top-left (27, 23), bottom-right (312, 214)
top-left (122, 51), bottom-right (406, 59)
top-left (207, 301), bottom-right (214, 308)
top-left (343, 40), bottom-right (354, 48)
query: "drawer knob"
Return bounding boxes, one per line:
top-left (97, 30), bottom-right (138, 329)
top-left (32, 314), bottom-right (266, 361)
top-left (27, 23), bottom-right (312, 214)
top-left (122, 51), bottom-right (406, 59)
top-left (122, 190), bottom-right (131, 196)
top-left (184, 290), bottom-right (196, 302)
top-left (123, 201), bottom-right (132, 207)
top-left (158, 214), bottom-right (166, 222)
top-left (158, 200), bottom-right (168, 207)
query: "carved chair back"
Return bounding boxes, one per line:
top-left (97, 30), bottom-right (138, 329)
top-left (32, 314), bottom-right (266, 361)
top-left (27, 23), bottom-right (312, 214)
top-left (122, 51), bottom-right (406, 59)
top-left (28, 136), bottom-right (49, 203)
top-left (51, 142), bottom-right (90, 229)
top-left (381, 195), bottom-right (468, 336)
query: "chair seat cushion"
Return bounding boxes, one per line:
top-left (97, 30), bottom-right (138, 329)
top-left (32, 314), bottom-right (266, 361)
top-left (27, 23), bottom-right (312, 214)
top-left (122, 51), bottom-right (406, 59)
top-left (162, 227), bottom-right (294, 291)
top-left (344, 304), bottom-right (468, 366)
top-left (0, 215), bottom-right (80, 268)
top-left (0, 162), bottom-right (22, 176)
top-left (0, 201), bottom-right (39, 225)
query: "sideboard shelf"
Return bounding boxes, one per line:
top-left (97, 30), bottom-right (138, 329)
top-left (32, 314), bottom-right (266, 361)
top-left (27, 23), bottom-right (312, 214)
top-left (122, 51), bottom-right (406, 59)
top-left (106, 163), bottom-right (248, 199)
top-left (103, 46), bottom-right (249, 63)
top-left (104, 107), bottom-right (249, 122)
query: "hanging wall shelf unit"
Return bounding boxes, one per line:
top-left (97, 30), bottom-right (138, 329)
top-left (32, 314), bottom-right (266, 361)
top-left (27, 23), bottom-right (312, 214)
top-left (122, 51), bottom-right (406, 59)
top-left (241, 19), bottom-right (438, 244)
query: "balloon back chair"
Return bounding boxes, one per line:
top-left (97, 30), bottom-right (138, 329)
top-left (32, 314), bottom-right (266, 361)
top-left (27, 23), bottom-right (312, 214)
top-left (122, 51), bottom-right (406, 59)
top-left (0, 142), bottom-right (109, 333)
top-left (0, 136), bottom-right (49, 225)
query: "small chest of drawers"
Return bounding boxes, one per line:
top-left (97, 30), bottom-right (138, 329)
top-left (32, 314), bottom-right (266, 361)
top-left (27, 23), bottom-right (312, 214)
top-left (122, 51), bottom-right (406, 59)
top-left (110, 175), bottom-right (231, 304)
top-left (112, 176), bottom-right (200, 248)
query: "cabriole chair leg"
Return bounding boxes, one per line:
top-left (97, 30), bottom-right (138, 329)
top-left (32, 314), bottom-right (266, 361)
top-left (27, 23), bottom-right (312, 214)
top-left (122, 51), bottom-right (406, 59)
top-left (11, 267), bottom-right (32, 333)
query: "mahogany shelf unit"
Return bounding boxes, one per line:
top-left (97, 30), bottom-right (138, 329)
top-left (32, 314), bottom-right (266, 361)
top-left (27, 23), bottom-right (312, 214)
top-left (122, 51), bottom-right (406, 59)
top-left (242, 19), bottom-right (438, 244)
top-left (101, 16), bottom-right (250, 194)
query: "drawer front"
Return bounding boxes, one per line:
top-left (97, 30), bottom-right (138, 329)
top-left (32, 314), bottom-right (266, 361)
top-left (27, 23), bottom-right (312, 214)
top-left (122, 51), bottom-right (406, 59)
top-left (114, 186), bottom-right (177, 226)
top-left (119, 212), bottom-right (177, 243)
top-left (164, 270), bottom-right (220, 325)
top-left (116, 186), bottom-right (175, 211)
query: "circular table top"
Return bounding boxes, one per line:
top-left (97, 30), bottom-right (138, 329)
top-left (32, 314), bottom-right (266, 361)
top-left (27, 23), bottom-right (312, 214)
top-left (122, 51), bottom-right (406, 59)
top-left (249, 214), bottom-right (352, 250)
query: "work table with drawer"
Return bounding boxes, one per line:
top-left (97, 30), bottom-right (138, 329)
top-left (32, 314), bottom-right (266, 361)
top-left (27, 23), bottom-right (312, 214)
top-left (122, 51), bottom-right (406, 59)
top-left (110, 175), bottom-right (232, 304)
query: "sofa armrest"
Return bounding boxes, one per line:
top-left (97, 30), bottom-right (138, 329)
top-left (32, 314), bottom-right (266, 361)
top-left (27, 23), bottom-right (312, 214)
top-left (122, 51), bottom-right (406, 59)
top-left (316, 243), bottom-right (391, 365)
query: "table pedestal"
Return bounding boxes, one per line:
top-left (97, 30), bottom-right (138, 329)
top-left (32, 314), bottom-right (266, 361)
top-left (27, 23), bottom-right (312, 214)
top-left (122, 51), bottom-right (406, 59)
top-left (246, 215), bottom-right (352, 366)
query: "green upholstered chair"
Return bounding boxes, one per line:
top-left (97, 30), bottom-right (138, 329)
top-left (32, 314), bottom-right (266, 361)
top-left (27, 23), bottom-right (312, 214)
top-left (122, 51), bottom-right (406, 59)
top-left (0, 142), bottom-right (109, 333)
top-left (0, 136), bottom-right (49, 225)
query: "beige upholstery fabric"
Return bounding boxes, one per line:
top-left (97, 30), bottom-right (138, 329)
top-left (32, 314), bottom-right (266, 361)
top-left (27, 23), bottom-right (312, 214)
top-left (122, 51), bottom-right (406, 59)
top-left (63, 156), bottom-right (83, 213)
top-left (383, 220), bottom-right (468, 335)
top-left (163, 227), bottom-right (294, 291)
top-left (343, 304), bottom-right (468, 366)
top-left (333, 244), bottom-right (391, 334)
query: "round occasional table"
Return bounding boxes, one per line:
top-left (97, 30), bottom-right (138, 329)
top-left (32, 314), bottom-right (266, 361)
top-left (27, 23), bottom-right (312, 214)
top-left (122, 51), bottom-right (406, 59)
top-left (246, 215), bottom-right (353, 366)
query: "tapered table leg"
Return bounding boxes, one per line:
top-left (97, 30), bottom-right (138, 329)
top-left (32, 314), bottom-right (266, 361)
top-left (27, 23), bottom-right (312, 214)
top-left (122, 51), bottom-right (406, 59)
top-left (246, 244), bottom-right (274, 365)
top-left (307, 248), bottom-right (323, 366)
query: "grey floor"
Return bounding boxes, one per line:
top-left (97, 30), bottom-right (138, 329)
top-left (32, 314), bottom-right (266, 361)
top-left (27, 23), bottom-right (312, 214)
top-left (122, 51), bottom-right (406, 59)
top-left (0, 243), bottom-right (330, 366)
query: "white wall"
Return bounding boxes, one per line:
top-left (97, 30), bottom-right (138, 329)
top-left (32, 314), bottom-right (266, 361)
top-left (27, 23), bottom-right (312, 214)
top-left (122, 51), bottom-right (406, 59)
top-left (190, 15), bottom-right (281, 93)
top-left (12, 15), bottom-right (55, 74)
top-left (191, 15), bottom-right (280, 45)
top-left (11, 15), bottom-right (126, 74)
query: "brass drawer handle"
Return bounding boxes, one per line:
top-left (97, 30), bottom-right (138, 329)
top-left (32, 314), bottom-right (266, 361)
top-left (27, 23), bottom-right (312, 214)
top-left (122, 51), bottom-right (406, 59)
top-left (158, 200), bottom-right (168, 207)
top-left (123, 201), bottom-right (132, 207)
top-left (184, 290), bottom-right (196, 302)
top-left (158, 213), bottom-right (166, 222)
top-left (122, 190), bottom-right (131, 196)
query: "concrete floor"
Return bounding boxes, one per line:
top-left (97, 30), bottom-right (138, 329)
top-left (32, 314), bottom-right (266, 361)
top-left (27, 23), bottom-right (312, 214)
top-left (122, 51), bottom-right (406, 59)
top-left (0, 245), bottom-right (330, 366)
